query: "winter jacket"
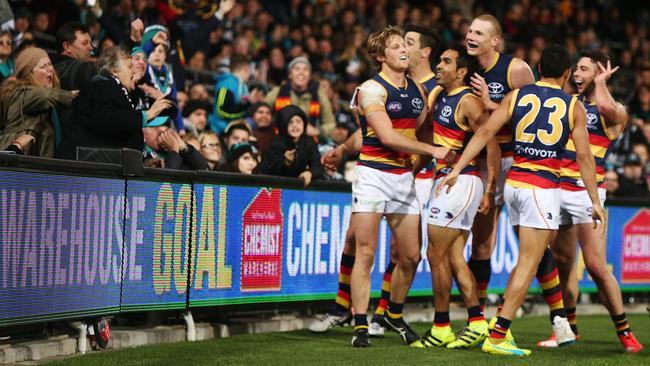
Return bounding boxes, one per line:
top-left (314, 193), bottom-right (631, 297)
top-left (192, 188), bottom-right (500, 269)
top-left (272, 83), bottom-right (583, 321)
top-left (54, 75), bottom-right (145, 160)
top-left (0, 84), bottom-right (75, 157)
top-left (210, 72), bottom-right (250, 133)
top-left (257, 105), bottom-right (324, 180)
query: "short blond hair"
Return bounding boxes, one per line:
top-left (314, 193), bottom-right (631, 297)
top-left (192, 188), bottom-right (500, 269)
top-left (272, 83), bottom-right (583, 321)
top-left (366, 25), bottom-right (404, 68)
top-left (475, 14), bottom-right (502, 37)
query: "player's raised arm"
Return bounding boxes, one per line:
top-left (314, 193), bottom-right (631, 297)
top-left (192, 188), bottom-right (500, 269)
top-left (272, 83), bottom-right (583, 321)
top-left (594, 60), bottom-right (628, 130)
top-left (571, 100), bottom-right (606, 235)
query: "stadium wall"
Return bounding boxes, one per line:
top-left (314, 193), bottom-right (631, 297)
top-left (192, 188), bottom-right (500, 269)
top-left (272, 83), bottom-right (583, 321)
top-left (0, 155), bottom-right (648, 327)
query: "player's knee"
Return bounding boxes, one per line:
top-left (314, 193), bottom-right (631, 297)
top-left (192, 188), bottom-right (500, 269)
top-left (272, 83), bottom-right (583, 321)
top-left (585, 259), bottom-right (609, 281)
top-left (400, 250), bottom-right (421, 268)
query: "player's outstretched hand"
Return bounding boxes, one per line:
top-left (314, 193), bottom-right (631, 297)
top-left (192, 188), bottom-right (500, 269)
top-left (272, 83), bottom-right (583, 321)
top-left (435, 171), bottom-right (459, 197)
top-left (321, 147), bottom-right (343, 170)
top-left (591, 204), bottom-right (606, 237)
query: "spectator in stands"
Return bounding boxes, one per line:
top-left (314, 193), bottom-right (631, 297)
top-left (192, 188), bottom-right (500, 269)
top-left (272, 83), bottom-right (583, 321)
top-left (9, 7), bottom-right (31, 48)
top-left (183, 100), bottom-right (211, 137)
top-left (189, 82), bottom-right (210, 102)
top-left (616, 153), bottom-right (650, 197)
top-left (144, 125), bottom-right (208, 170)
top-left (0, 30), bottom-right (14, 82)
top-left (177, 90), bottom-right (188, 111)
top-left (141, 25), bottom-right (184, 133)
top-left (53, 22), bottom-right (97, 135)
top-left (248, 102), bottom-right (275, 159)
top-left (182, 133), bottom-right (200, 151)
top-left (211, 54), bottom-right (261, 133)
top-left (54, 23), bottom-right (95, 90)
top-left (222, 120), bottom-right (251, 151)
top-left (258, 105), bottom-right (323, 186)
top-left (0, 47), bottom-right (75, 157)
top-left (129, 47), bottom-right (151, 112)
top-left (265, 57), bottom-right (335, 140)
top-left (55, 47), bottom-right (171, 160)
top-left (228, 142), bottom-right (258, 174)
top-left (198, 131), bottom-right (224, 171)
top-left (603, 170), bottom-right (620, 198)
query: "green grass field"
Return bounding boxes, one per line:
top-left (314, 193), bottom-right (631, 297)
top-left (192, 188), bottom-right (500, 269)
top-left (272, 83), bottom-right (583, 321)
top-left (47, 314), bottom-right (650, 366)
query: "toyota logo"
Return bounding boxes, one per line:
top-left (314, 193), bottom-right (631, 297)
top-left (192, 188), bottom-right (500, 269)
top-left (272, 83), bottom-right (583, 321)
top-left (488, 82), bottom-right (504, 95)
top-left (441, 105), bottom-right (453, 117)
top-left (412, 98), bottom-right (423, 109)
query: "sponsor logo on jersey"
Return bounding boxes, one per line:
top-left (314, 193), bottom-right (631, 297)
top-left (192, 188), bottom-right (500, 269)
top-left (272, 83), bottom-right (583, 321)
top-left (387, 101), bottom-right (402, 112)
top-left (488, 82), bottom-right (505, 95)
top-left (412, 98), bottom-right (423, 110)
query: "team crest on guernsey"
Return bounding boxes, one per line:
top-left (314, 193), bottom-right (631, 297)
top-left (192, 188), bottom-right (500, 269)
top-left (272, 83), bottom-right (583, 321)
top-left (387, 101), bottom-right (402, 112)
top-left (587, 113), bottom-right (598, 126)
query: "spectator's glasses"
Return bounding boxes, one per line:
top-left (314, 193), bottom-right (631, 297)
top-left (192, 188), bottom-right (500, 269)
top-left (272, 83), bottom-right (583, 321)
top-left (0, 40), bottom-right (12, 46)
top-left (201, 143), bottom-right (220, 150)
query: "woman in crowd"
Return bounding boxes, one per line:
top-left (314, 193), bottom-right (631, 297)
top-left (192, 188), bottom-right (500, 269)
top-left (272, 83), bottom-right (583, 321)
top-left (55, 46), bottom-right (170, 159)
top-left (198, 131), bottom-right (224, 171)
top-left (258, 105), bottom-right (323, 186)
top-left (229, 142), bottom-right (258, 175)
top-left (0, 31), bottom-right (15, 82)
top-left (141, 26), bottom-right (184, 133)
top-left (0, 47), bottom-right (76, 157)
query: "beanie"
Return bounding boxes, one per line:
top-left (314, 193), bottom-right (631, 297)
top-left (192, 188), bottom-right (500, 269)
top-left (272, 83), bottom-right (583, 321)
top-left (288, 56), bottom-right (311, 71)
top-left (15, 47), bottom-right (48, 79)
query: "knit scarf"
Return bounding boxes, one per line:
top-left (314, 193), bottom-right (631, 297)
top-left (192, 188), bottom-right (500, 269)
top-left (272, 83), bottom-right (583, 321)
top-left (109, 74), bottom-right (136, 109)
top-left (274, 81), bottom-right (320, 127)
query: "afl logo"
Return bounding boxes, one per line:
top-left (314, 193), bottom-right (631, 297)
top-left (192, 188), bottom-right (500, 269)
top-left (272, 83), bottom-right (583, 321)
top-left (411, 98), bottom-right (423, 109)
top-left (488, 82), bottom-right (504, 95)
top-left (441, 105), bottom-right (453, 118)
top-left (586, 113), bottom-right (598, 125)
top-left (387, 101), bottom-right (402, 112)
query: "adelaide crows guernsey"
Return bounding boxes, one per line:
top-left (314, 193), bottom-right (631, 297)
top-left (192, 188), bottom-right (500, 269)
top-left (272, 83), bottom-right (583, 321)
top-left (560, 95), bottom-right (619, 190)
top-left (432, 85), bottom-right (480, 179)
top-left (357, 72), bottom-right (426, 174)
top-left (481, 52), bottom-right (515, 156)
top-left (415, 72), bottom-right (438, 180)
top-left (506, 81), bottom-right (577, 189)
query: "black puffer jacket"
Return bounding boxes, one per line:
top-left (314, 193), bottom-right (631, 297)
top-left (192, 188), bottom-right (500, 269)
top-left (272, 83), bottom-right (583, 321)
top-left (257, 105), bottom-right (324, 180)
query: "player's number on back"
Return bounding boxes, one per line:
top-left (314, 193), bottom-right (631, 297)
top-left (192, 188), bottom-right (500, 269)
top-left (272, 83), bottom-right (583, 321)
top-left (515, 95), bottom-right (565, 146)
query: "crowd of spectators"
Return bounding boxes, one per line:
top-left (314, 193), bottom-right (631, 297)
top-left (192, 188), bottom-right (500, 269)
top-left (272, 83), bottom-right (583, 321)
top-left (0, 0), bottom-right (648, 195)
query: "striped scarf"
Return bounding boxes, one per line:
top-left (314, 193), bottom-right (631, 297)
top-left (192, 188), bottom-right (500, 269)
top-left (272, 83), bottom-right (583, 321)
top-left (274, 81), bottom-right (320, 127)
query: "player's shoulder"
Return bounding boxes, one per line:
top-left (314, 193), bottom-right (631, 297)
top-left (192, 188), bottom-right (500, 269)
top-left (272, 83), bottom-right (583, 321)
top-left (359, 79), bottom-right (387, 96)
top-left (508, 57), bottom-right (533, 76)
